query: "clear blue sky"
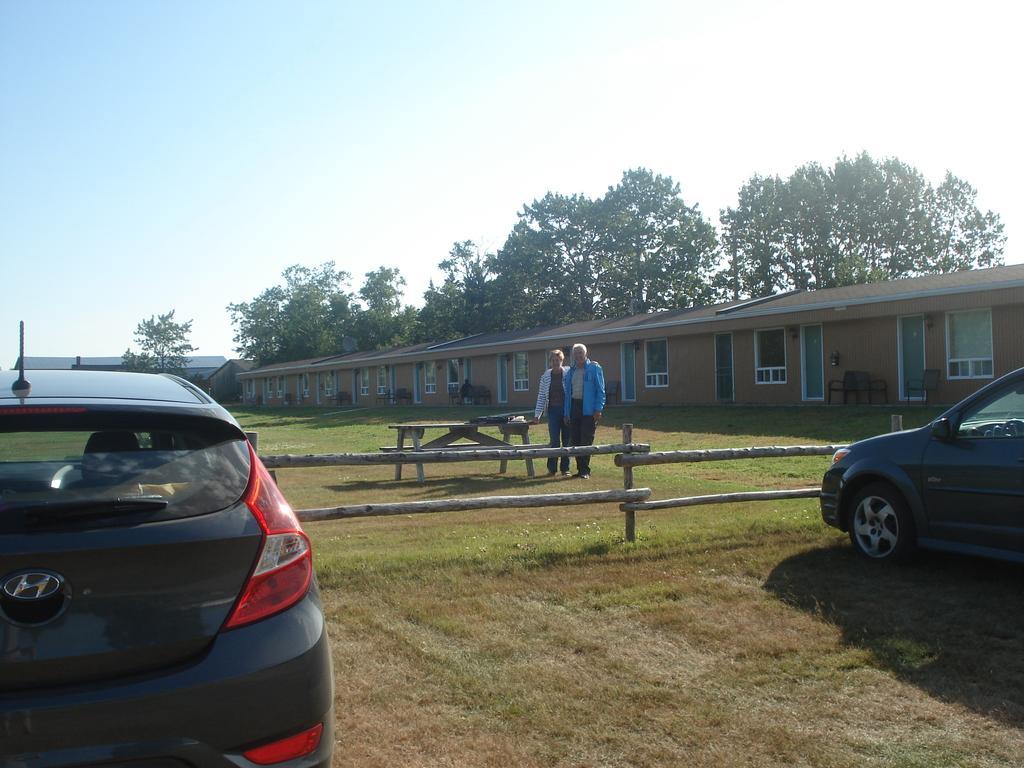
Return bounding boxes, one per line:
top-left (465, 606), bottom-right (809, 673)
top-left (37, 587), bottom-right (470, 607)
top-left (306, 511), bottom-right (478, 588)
top-left (2, 0), bottom-right (1021, 359)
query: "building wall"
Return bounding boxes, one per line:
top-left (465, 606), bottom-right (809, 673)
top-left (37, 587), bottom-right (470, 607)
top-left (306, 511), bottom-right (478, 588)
top-left (239, 285), bottom-right (1024, 409)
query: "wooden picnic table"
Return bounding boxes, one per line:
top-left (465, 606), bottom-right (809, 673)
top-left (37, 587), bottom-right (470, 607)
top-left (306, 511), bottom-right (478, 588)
top-left (387, 421), bottom-right (535, 482)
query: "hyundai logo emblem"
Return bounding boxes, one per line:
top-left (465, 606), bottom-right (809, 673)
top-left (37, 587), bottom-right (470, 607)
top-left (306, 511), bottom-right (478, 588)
top-left (2, 571), bottom-right (64, 601)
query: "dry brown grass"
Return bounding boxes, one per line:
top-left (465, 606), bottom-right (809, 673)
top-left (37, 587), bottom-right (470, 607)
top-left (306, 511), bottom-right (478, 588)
top-left (313, 508), bottom-right (1024, 768)
top-left (232, 406), bottom-right (1024, 767)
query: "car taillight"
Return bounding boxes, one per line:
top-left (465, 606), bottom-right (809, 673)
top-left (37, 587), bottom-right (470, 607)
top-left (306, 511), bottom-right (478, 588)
top-left (224, 444), bottom-right (312, 630)
top-left (242, 723), bottom-right (324, 765)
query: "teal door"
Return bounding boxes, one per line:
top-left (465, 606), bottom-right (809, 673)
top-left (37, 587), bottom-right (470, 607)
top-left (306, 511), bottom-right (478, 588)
top-left (801, 325), bottom-right (824, 400)
top-left (621, 343), bottom-right (636, 401)
top-left (715, 334), bottom-right (734, 401)
top-left (497, 357), bottom-right (508, 403)
top-left (414, 363), bottom-right (422, 403)
top-left (899, 315), bottom-right (925, 400)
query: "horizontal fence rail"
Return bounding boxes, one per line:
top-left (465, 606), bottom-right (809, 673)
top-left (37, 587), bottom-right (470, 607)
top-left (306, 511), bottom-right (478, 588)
top-left (615, 444), bottom-right (847, 467)
top-left (620, 487), bottom-right (821, 512)
top-left (245, 422), bottom-right (869, 540)
top-left (297, 487), bottom-right (653, 522)
top-left (263, 442), bottom-right (649, 469)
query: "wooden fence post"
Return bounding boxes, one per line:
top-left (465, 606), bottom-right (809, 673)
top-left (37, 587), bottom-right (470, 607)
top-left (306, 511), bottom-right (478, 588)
top-left (245, 431), bottom-right (259, 452)
top-left (623, 423), bottom-right (636, 543)
top-left (890, 414), bottom-right (903, 432)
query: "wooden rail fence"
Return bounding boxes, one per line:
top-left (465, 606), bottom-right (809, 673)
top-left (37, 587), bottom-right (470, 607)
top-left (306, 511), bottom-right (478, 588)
top-left (247, 424), bottom-right (856, 541)
top-left (262, 443), bottom-right (649, 468)
top-left (297, 488), bottom-right (652, 523)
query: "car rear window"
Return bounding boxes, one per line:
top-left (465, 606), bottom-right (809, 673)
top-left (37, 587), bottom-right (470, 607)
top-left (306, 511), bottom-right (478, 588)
top-left (0, 414), bottom-right (250, 531)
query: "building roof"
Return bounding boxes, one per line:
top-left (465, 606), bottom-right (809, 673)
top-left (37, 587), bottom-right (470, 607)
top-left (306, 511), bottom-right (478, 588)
top-left (239, 264), bottom-right (1024, 377)
top-left (12, 355), bottom-right (229, 371)
top-left (207, 358), bottom-right (255, 379)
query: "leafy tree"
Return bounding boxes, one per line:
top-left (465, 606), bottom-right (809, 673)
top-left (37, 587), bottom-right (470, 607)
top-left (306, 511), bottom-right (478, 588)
top-left (227, 262), bottom-right (354, 365)
top-left (351, 267), bottom-right (416, 351)
top-left (719, 175), bottom-right (786, 299)
top-left (121, 310), bottom-right (195, 375)
top-left (721, 152), bottom-right (1006, 298)
top-left (600, 169), bottom-right (719, 314)
top-left (490, 171), bottom-right (720, 325)
top-left (416, 241), bottom-right (501, 341)
top-left (496, 192), bottom-right (608, 325)
top-left (931, 172), bottom-right (1005, 273)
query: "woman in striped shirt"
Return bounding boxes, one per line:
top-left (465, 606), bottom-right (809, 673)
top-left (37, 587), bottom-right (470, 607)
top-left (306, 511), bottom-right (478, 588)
top-left (532, 349), bottom-right (571, 475)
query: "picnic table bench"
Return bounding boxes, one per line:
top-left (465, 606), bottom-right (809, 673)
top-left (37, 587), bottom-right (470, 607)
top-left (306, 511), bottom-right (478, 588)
top-left (386, 420), bottom-right (535, 482)
top-left (447, 386), bottom-right (492, 405)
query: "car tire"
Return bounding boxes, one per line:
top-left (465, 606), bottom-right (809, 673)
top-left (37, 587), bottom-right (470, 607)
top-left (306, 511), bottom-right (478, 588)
top-left (847, 482), bottom-right (916, 563)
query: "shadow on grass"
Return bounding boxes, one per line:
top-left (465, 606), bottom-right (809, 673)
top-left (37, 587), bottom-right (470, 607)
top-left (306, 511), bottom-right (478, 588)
top-left (764, 545), bottom-right (1024, 725)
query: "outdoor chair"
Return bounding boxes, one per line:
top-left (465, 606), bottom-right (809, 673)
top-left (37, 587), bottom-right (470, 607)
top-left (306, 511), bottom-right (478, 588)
top-left (606, 381), bottom-right (620, 405)
top-left (828, 370), bottom-right (887, 404)
top-left (905, 369), bottom-right (940, 404)
top-left (394, 388), bottom-right (413, 405)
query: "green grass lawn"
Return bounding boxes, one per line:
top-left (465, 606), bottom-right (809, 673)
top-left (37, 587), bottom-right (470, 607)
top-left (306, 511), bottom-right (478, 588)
top-left (231, 404), bottom-right (1024, 768)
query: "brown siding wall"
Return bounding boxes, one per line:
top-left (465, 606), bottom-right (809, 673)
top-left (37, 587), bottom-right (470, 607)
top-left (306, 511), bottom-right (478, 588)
top-left (240, 285), bottom-right (1024, 408)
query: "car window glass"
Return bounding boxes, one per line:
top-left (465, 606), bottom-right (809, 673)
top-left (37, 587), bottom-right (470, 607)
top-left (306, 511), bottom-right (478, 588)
top-left (957, 384), bottom-right (1024, 439)
top-left (0, 426), bottom-right (251, 528)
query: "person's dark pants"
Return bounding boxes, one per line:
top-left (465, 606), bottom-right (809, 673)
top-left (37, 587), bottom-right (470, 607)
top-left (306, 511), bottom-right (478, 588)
top-left (569, 398), bottom-right (596, 474)
top-left (546, 407), bottom-right (570, 473)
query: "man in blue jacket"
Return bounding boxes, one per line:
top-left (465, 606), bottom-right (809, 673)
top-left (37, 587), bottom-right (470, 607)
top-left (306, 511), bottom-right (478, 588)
top-left (563, 342), bottom-right (605, 479)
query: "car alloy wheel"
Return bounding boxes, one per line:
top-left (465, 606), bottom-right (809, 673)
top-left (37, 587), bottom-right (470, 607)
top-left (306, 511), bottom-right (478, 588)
top-left (848, 482), bottom-right (914, 562)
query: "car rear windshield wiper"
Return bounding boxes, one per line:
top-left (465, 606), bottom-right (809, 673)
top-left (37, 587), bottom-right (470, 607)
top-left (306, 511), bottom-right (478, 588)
top-left (8, 496), bottom-right (170, 527)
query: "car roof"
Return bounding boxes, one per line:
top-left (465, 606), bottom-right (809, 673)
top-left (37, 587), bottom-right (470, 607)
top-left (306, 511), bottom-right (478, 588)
top-left (0, 370), bottom-right (241, 429)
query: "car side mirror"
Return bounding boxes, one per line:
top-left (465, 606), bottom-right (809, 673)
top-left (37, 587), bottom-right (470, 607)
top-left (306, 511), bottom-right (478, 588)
top-left (930, 417), bottom-right (953, 441)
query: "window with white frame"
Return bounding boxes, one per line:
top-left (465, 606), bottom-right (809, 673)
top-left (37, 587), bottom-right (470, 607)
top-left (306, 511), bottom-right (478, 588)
top-left (755, 329), bottom-right (787, 384)
top-left (301, 373), bottom-right (309, 397)
top-left (513, 352), bottom-right (529, 391)
top-left (645, 339), bottom-right (669, 387)
top-left (425, 362), bottom-right (437, 394)
top-left (447, 359), bottom-right (460, 391)
top-left (360, 369), bottom-right (369, 396)
top-left (264, 379), bottom-right (271, 399)
top-left (277, 377), bottom-right (284, 397)
top-left (246, 379), bottom-right (254, 397)
top-left (324, 371), bottom-right (334, 395)
top-left (947, 309), bottom-right (993, 379)
top-left (377, 366), bottom-right (388, 394)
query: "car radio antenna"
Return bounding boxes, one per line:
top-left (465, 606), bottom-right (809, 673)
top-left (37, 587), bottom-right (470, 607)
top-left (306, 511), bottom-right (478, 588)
top-left (12, 320), bottom-right (31, 398)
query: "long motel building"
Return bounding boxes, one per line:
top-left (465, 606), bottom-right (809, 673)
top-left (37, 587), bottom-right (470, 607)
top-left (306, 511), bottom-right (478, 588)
top-left (238, 264), bottom-right (1024, 409)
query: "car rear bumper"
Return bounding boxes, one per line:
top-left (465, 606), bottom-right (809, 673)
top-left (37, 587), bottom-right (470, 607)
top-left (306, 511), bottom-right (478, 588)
top-left (819, 466), bottom-right (844, 529)
top-left (0, 589), bottom-right (333, 768)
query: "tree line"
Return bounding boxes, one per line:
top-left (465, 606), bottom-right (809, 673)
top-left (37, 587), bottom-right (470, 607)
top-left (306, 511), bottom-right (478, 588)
top-left (228, 152), bottom-right (1006, 366)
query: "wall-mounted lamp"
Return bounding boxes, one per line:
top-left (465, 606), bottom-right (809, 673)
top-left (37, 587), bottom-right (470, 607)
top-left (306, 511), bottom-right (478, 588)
top-left (829, 351), bottom-right (841, 367)
top-left (925, 314), bottom-right (934, 329)
top-left (788, 326), bottom-right (799, 340)
top-left (633, 340), bottom-right (642, 351)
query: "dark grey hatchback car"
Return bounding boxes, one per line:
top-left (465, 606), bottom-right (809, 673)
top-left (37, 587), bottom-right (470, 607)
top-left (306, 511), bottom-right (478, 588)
top-left (0, 370), bottom-right (333, 767)
top-left (821, 366), bottom-right (1024, 563)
